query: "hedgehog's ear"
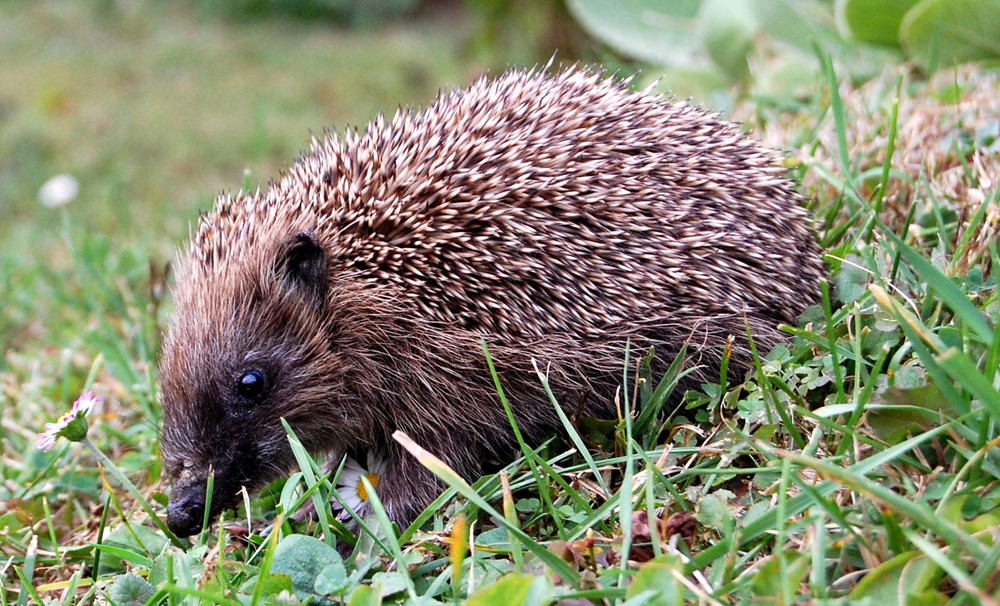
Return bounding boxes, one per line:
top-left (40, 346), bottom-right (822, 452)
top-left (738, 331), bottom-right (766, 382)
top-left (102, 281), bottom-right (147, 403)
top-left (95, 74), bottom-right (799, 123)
top-left (280, 232), bottom-right (327, 303)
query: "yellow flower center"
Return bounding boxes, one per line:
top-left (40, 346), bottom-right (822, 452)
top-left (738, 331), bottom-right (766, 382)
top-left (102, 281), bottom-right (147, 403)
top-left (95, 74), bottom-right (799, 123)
top-left (356, 473), bottom-right (380, 501)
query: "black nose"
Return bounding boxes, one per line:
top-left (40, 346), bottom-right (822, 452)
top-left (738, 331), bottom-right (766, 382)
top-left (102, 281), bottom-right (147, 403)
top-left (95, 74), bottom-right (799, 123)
top-left (166, 493), bottom-right (206, 537)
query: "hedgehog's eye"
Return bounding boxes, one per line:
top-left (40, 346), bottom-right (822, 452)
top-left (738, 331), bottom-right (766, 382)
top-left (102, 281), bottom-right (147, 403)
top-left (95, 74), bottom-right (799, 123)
top-left (236, 370), bottom-right (268, 402)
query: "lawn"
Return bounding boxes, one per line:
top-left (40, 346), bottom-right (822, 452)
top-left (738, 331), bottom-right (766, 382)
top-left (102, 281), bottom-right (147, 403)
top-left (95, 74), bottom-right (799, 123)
top-left (2, 2), bottom-right (999, 604)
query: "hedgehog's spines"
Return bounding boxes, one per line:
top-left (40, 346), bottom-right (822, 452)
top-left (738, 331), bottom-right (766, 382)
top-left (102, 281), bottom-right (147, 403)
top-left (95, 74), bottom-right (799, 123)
top-left (160, 66), bottom-right (824, 535)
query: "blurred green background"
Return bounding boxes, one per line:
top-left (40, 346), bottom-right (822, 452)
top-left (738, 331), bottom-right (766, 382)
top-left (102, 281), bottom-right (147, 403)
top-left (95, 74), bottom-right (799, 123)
top-left (1, 1), bottom-right (547, 360)
top-left (3, 0), bottom-right (998, 361)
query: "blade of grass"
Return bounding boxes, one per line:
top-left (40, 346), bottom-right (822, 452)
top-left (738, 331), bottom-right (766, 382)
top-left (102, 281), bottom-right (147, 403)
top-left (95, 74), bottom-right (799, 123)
top-left (54, 571), bottom-right (84, 606)
top-left (361, 476), bottom-right (419, 602)
top-left (530, 455), bottom-right (598, 520)
top-left (987, 294), bottom-right (1000, 385)
top-left (393, 430), bottom-right (580, 585)
top-left (281, 419), bottom-right (334, 548)
top-left (450, 515), bottom-right (467, 602)
top-left (249, 512), bottom-right (283, 606)
top-left (953, 186), bottom-right (997, 264)
top-left (935, 348), bottom-right (1000, 418)
top-left (936, 434), bottom-right (1000, 517)
top-left (816, 46), bottom-right (861, 208)
top-left (874, 79), bottom-right (901, 215)
top-left (773, 448), bottom-right (989, 561)
top-left (532, 358), bottom-right (610, 498)
top-left (634, 346), bottom-right (691, 442)
top-left (775, 457), bottom-right (796, 606)
top-left (689, 418), bottom-right (960, 570)
top-left (642, 464), bottom-right (661, 560)
top-left (161, 585), bottom-right (243, 606)
top-left (89, 542), bottom-right (153, 568)
top-left (279, 422), bottom-right (382, 553)
top-left (39, 498), bottom-right (58, 561)
top-left (500, 470), bottom-right (524, 571)
top-left (839, 340), bottom-right (892, 459)
top-left (970, 533), bottom-right (1000, 589)
top-left (796, 477), bottom-right (874, 556)
top-left (782, 325), bottom-right (858, 363)
top-left (399, 483), bottom-right (461, 545)
top-left (13, 567), bottom-right (43, 606)
top-left (215, 520), bottom-right (233, 599)
top-left (748, 319), bottom-right (806, 450)
top-left (881, 228), bottom-right (994, 344)
top-left (16, 536), bottom-right (38, 606)
top-left (902, 528), bottom-right (991, 604)
top-left (820, 280), bottom-right (848, 408)
top-left (197, 472), bottom-right (215, 546)
top-left (91, 492), bottom-right (111, 581)
top-left (617, 342), bottom-right (636, 590)
top-left (483, 341), bottom-right (566, 539)
top-left (922, 179), bottom-right (953, 253)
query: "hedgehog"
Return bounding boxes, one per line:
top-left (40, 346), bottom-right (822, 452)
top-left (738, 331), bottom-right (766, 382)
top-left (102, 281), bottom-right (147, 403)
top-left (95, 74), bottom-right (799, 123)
top-left (159, 67), bottom-right (824, 537)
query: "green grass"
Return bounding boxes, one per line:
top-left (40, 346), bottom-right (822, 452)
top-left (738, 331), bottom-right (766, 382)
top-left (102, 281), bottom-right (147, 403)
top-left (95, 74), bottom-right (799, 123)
top-left (3, 3), bottom-right (1000, 605)
top-left (0, 0), bottom-right (477, 362)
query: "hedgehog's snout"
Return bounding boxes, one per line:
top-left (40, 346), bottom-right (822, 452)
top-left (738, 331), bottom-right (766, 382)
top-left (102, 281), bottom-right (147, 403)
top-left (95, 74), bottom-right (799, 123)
top-left (166, 481), bottom-right (207, 537)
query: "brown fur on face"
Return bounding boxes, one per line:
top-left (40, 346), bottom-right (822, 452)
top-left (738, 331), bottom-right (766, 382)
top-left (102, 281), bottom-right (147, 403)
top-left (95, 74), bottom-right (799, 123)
top-left (159, 67), bottom-right (825, 536)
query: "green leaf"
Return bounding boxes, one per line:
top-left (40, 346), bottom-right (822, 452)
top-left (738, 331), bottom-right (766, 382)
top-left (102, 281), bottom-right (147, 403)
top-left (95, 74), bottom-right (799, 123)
top-left (370, 572), bottom-right (410, 598)
top-left (565, 0), bottom-right (711, 68)
top-left (347, 584), bottom-right (381, 606)
top-left (695, 491), bottom-right (733, 532)
top-left (270, 534), bottom-right (342, 600)
top-left (247, 572), bottom-right (295, 603)
top-left (475, 527), bottom-right (511, 550)
top-left (849, 551), bottom-right (931, 601)
top-left (751, 550), bottom-right (809, 601)
top-left (938, 494), bottom-right (1000, 533)
top-left (699, 0), bottom-right (756, 82)
top-left (108, 573), bottom-right (155, 606)
top-left (314, 562), bottom-right (350, 597)
top-left (100, 523), bottom-right (168, 565)
top-left (900, 0), bottom-right (1000, 71)
top-left (753, 0), bottom-right (841, 54)
top-left (626, 554), bottom-right (686, 606)
top-left (91, 542), bottom-right (153, 569)
top-left (867, 385), bottom-right (955, 441)
top-left (834, 256), bottom-right (870, 304)
top-left (466, 573), bottom-right (553, 606)
top-left (838, 0), bottom-right (921, 47)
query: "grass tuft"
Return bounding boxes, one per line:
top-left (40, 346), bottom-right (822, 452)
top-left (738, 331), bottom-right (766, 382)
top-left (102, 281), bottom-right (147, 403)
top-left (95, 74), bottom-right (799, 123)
top-left (3, 4), bottom-right (1000, 603)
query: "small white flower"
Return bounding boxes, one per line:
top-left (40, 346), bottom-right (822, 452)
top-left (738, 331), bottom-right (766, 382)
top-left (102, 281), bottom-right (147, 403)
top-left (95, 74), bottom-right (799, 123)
top-left (38, 174), bottom-right (79, 208)
top-left (334, 451), bottom-right (383, 517)
top-left (36, 391), bottom-right (98, 451)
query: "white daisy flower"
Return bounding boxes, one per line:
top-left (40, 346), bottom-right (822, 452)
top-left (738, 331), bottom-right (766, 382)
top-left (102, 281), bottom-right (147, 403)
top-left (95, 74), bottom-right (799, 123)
top-left (334, 451), bottom-right (384, 518)
top-left (36, 390), bottom-right (99, 451)
top-left (38, 174), bottom-right (80, 208)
